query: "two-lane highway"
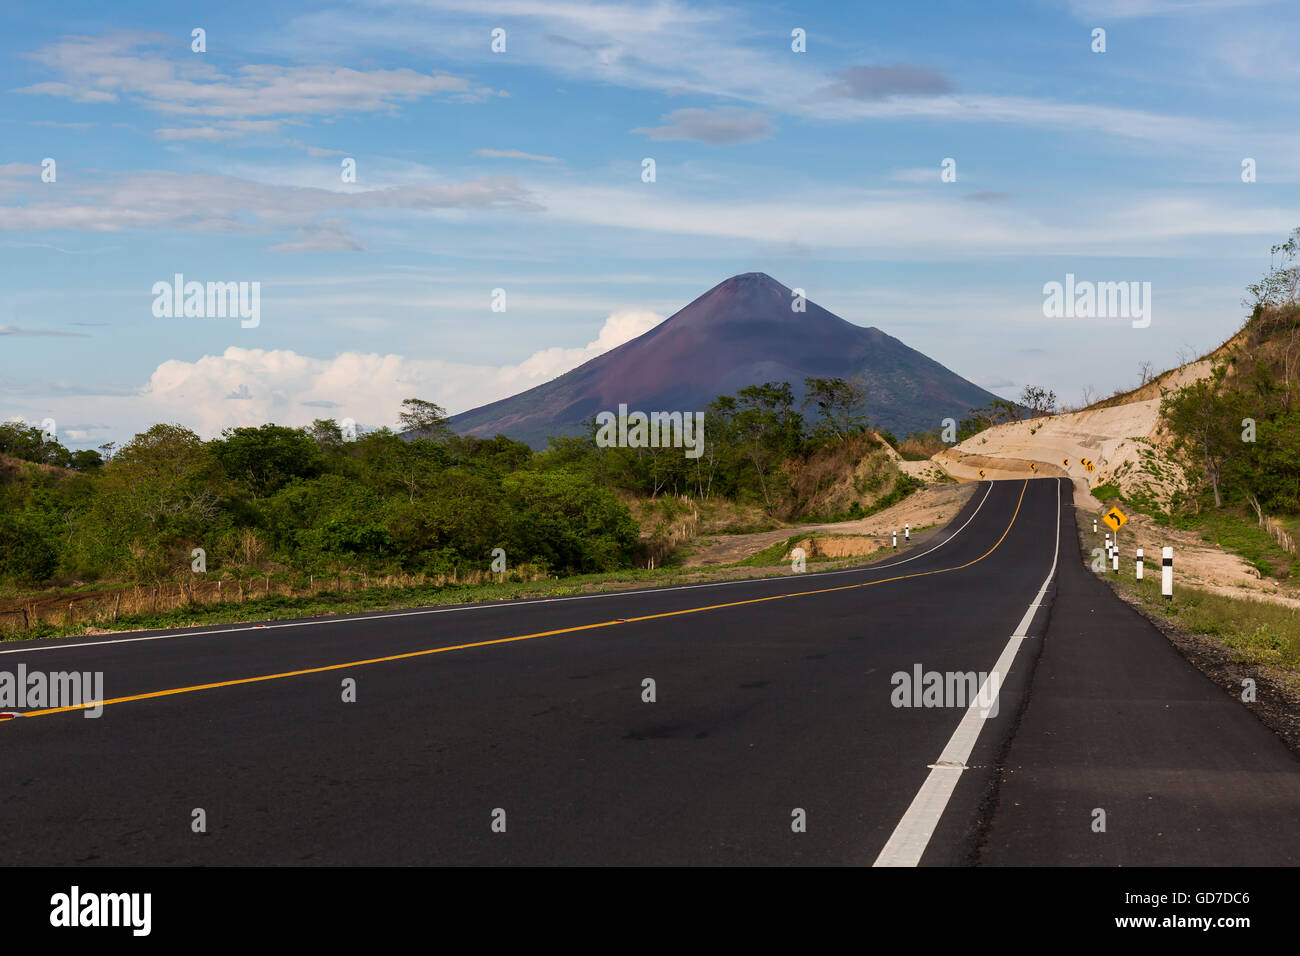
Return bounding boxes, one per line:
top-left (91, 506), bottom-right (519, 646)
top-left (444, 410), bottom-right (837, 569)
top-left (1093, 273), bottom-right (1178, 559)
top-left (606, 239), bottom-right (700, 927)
top-left (3, 478), bottom-right (1069, 864)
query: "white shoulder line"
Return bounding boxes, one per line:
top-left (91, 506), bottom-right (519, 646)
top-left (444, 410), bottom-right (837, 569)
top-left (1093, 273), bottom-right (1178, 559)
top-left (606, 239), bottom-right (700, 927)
top-left (3, 482), bottom-right (995, 658)
top-left (873, 477), bottom-right (1061, 867)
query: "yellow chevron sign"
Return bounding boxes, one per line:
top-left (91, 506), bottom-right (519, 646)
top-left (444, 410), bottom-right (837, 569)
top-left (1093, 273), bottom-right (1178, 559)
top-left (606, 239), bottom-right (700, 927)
top-left (1103, 506), bottom-right (1128, 532)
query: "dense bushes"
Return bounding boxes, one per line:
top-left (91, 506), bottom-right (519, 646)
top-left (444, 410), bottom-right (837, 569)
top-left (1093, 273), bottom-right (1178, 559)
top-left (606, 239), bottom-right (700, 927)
top-left (0, 421), bottom-right (639, 587)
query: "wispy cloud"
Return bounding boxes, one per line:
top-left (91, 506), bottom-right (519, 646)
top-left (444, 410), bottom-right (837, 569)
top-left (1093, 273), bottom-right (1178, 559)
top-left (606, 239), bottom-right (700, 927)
top-left (0, 170), bottom-right (539, 249)
top-left (1063, 0), bottom-right (1277, 18)
top-left (0, 325), bottom-right (90, 337)
top-left (632, 106), bottom-right (772, 145)
top-left (15, 32), bottom-right (498, 139)
top-left (820, 64), bottom-right (955, 101)
top-left (475, 148), bottom-right (563, 163)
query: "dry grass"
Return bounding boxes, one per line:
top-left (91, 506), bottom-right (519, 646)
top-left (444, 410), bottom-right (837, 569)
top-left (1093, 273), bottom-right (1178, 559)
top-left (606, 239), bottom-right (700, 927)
top-left (0, 565), bottom-right (550, 638)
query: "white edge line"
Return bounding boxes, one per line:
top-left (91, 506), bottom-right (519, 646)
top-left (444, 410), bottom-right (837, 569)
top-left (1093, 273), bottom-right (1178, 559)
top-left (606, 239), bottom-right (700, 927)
top-left (872, 477), bottom-right (1061, 867)
top-left (2, 482), bottom-right (996, 658)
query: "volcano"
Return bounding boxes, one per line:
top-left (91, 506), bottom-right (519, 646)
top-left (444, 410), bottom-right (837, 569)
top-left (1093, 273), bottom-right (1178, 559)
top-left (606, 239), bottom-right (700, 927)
top-left (450, 273), bottom-right (1002, 447)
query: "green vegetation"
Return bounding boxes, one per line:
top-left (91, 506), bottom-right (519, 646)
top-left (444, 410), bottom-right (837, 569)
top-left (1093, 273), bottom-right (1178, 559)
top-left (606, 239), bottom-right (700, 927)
top-left (0, 408), bottom-right (640, 596)
top-left (1160, 231), bottom-right (1300, 516)
top-left (953, 386), bottom-right (1052, 442)
top-left (1157, 509), bottom-right (1297, 579)
top-left (545, 376), bottom-right (919, 519)
top-left (1111, 568), bottom-right (1300, 679)
top-left (0, 375), bottom-right (939, 597)
top-left (1090, 482), bottom-right (1123, 503)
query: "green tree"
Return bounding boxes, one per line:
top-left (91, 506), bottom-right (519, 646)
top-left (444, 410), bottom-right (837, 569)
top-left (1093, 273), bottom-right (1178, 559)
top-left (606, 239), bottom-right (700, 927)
top-left (1161, 368), bottom-right (1237, 508)
top-left (212, 424), bottom-right (323, 499)
top-left (732, 382), bottom-right (803, 511)
top-left (802, 376), bottom-right (869, 442)
top-left (398, 398), bottom-right (452, 442)
top-left (1019, 385), bottom-right (1058, 418)
top-left (1244, 227), bottom-right (1300, 310)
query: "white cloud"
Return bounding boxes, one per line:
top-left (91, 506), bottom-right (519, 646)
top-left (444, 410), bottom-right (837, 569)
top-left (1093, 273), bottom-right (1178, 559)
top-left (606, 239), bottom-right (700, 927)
top-left (0, 170), bottom-right (538, 248)
top-left (278, 0), bottom-right (1241, 149)
top-left (155, 121), bottom-right (282, 142)
top-left (533, 183), bottom-right (1296, 255)
top-left (15, 32), bottom-right (495, 134)
top-left (18, 309), bottom-right (666, 442)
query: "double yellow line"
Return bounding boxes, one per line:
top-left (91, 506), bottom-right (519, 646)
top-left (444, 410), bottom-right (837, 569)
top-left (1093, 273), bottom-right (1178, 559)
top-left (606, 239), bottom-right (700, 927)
top-left (18, 481), bottom-right (1029, 720)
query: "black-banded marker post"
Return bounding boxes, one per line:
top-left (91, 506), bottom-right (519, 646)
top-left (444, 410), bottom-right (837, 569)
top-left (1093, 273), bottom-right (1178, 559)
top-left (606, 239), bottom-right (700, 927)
top-left (1111, 545), bottom-right (1118, 573)
top-left (1093, 518), bottom-right (1098, 534)
top-left (892, 531), bottom-right (898, 550)
top-left (1136, 548), bottom-right (1143, 580)
top-left (1161, 546), bottom-right (1173, 599)
top-left (904, 523), bottom-right (910, 542)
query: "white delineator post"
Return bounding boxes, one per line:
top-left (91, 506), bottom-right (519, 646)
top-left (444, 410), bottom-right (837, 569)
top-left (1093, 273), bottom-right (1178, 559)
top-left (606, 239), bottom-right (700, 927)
top-left (1093, 519), bottom-right (1098, 533)
top-left (905, 523), bottom-right (910, 542)
top-left (1111, 547), bottom-right (1118, 573)
top-left (892, 531), bottom-right (898, 550)
top-left (1136, 548), bottom-right (1144, 580)
top-left (1162, 546), bottom-right (1173, 599)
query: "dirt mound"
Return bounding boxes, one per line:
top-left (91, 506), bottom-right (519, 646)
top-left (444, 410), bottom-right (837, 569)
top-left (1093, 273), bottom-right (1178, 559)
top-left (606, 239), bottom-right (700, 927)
top-left (784, 536), bottom-right (883, 560)
top-left (683, 482), bottom-right (976, 566)
top-left (933, 394), bottom-right (1189, 510)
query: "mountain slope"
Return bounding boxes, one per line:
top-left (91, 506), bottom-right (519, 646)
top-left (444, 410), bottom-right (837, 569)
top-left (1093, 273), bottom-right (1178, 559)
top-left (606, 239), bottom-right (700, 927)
top-left (451, 272), bottom-right (1003, 447)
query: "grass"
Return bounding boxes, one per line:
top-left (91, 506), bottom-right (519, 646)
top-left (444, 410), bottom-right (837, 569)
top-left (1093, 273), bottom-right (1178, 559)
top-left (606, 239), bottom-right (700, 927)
top-left (1159, 507), bottom-right (1297, 579)
top-left (0, 543), bottom-right (906, 643)
top-left (1110, 567), bottom-right (1300, 678)
top-left (1090, 481), bottom-right (1295, 580)
top-left (803, 473), bottom-right (922, 524)
top-left (1091, 482), bottom-right (1122, 502)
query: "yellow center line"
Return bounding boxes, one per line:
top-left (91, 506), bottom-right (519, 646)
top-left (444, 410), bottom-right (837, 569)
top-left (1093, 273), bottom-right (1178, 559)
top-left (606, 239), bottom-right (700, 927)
top-left (19, 481), bottom-right (1030, 719)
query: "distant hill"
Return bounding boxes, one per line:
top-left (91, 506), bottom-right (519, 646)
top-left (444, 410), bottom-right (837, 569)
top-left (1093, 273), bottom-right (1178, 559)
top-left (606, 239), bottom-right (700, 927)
top-left (450, 272), bottom-right (1004, 447)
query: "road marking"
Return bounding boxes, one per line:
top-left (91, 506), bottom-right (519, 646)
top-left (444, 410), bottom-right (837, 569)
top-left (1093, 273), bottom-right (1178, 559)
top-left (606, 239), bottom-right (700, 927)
top-left (2, 484), bottom-right (996, 659)
top-left (873, 477), bottom-right (1060, 867)
top-left (17, 483), bottom-right (1026, 719)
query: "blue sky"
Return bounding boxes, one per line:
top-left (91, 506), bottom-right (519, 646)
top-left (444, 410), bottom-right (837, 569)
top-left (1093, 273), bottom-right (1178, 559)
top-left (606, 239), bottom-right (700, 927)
top-left (2, 0), bottom-right (1298, 448)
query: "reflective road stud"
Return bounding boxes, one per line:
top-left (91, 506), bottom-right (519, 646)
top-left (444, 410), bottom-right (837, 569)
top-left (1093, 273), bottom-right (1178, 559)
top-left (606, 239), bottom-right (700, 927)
top-left (1162, 546), bottom-right (1173, 599)
top-left (1136, 548), bottom-right (1144, 580)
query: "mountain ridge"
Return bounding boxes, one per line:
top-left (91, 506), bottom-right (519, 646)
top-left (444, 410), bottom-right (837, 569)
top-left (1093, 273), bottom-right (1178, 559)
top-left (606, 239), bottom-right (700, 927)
top-left (450, 273), bottom-right (1003, 447)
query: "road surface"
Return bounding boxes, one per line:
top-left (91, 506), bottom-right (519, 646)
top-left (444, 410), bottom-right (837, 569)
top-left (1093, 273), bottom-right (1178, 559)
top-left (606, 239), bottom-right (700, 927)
top-left (3, 477), bottom-right (1298, 865)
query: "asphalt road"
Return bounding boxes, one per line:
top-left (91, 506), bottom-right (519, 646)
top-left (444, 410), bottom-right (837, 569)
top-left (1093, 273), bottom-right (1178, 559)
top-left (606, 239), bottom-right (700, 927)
top-left (3, 476), bottom-right (1297, 865)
